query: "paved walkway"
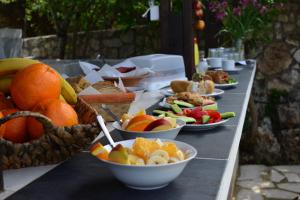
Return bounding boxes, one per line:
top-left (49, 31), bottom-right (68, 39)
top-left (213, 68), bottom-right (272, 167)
top-left (233, 165), bottom-right (300, 200)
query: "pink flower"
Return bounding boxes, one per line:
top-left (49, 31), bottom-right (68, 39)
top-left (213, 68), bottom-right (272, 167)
top-left (233, 7), bottom-right (242, 16)
top-left (259, 6), bottom-right (267, 14)
top-left (240, 0), bottom-right (250, 8)
top-left (216, 12), bottom-right (226, 21)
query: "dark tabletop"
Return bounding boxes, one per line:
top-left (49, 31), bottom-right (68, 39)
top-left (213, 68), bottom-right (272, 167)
top-left (6, 66), bottom-right (255, 200)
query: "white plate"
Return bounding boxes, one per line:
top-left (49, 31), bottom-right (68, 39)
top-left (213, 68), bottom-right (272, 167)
top-left (223, 67), bottom-right (243, 72)
top-left (160, 88), bottom-right (224, 97)
top-left (201, 88), bottom-right (224, 97)
top-left (158, 98), bottom-right (195, 109)
top-left (214, 81), bottom-right (239, 89)
top-left (158, 98), bottom-right (218, 110)
top-left (183, 119), bottom-right (230, 131)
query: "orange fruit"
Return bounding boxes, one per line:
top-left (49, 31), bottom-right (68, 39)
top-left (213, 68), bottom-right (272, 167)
top-left (0, 112), bottom-right (6, 137)
top-left (90, 143), bottom-right (109, 160)
top-left (0, 108), bottom-right (27, 143)
top-left (27, 99), bottom-right (78, 140)
top-left (195, 20), bottom-right (205, 30)
top-left (162, 142), bottom-right (178, 157)
top-left (132, 138), bottom-right (160, 160)
top-left (125, 115), bottom-right (156, 131)
top-left (10, 63), bottom-right (61, 110)
top-left (0, 92), bottom-right (14, 110)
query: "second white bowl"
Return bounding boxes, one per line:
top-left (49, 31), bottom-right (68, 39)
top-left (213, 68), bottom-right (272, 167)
top-left (112, 119), bottom-right (186, 140)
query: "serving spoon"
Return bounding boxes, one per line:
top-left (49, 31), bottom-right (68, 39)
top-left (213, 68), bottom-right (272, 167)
top-left (96, 115), bottom-right (116, 148)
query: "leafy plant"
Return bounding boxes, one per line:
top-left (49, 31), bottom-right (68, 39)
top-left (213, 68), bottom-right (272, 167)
top-left (208, 0), bottom-right (286, 45)
top-left (23, 0), bottom-right (150, 58)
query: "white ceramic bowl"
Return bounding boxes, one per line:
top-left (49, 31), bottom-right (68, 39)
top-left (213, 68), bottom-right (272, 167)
top-left (112, 119), bottom-right (186, 140)
top-left (99, 139), bottom-right (197, 190)
top-left (207, 57), bottom-right (222, 68)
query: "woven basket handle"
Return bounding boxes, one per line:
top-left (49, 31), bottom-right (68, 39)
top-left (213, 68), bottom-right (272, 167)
top-left (0, 111), bottom-right (55, 132)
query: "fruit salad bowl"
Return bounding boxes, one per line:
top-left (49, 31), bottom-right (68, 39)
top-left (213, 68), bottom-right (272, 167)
top-left (98, 139), bottom-right (197, 190)
top-left (112, 119), bottom-right (186, 140)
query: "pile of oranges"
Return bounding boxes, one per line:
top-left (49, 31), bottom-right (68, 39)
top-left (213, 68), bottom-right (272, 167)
top-left (0, 63), bottom-right (78, 143)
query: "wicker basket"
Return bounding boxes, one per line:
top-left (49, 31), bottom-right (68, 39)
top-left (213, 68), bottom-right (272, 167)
top-left (0, 97), bottom-right (101, 169)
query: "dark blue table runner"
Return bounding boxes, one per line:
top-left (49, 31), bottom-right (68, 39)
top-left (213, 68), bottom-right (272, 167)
top-left (6, 67), bottom-right (255, 200)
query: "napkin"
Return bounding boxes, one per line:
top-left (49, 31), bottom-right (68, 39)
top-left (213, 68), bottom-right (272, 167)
top-left (78, 86), bottom-right (101, 96)
top-left (79, 60), bottom-right (153, 78)
top-left (79, 61), bottom-right (100, 74)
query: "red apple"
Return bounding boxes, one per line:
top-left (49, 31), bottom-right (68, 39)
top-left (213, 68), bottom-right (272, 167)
top-left (193, 1), bottom-right (202, 10)
top-left (195, 9), bottom-right (204, 17)
top-left (144, 118), bottom-right (173, 131)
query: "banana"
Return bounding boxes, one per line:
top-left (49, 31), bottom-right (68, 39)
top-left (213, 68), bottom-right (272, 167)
top-left (59, 94), bottom-right (67, 103)
top-left (168, 157), bottom-right (180, 163)
top-left (147, 155), bottom-right (168, 165)
top-left (60, 76), bottom-right (77, 104)
top-left (0, 57), bottom-right (40, 76)
top-left (155, 138), bottom-right (164, 147)
top-left (149, 150), bottom-right (169, 161)
top-left (0, 57), bottom-right (77, 105)
top-left (176, 150), bottom-right (185, 161)
top-left (128, 154), bottom-right (145, 166)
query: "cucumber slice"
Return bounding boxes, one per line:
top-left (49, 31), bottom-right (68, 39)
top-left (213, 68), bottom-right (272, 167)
top-left (202, 115), bottom-right (210, 124)
top-left (165, 112), bottom-right (179, 118)
top-left (177, 116), bottom-right (196, 123)
top-left (174, 100), bottom-right (194, 108)
top-left (153, 110), bottom-right (166, 115)
top-left (171, 104), bottom-right (183, 114)
top-left (203, 104), bottom-right (218, 111)
top-left (158, 113), bottom-right (166, 118)
top-left (221, 112), bottom-right (236, 119)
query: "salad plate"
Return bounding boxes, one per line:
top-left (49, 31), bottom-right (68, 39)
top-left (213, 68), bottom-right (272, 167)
top-left (160, 88), bottom-right (224, 97)
top-left (158, 98), bottom-right (218, 109)
top-left (214, 81), bottom-right (239, 89)
top-left (182, 119), bottom-right (230, 131)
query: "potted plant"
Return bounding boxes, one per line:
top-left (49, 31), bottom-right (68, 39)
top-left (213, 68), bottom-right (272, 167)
top-left (208, 0), bottom-right (286, 58)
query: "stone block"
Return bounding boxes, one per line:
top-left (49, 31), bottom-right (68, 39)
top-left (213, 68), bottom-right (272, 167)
top-left (283, 24), bottom-right (295, 32)
top-left (278, 183), bottom-right (300, 193)
top-left (284, 173), bottom-right (300, 182)
top-left (237, 180), bottom-right (275, 190)
top-left (270, 169), bottom-right (285, 183)
top-left (259, 42), bottom-right (292, 76)
top-left (238, 165), bottom-right (268, 181)
top-left (262, 189), bottom-right (299, 199)
top-left (273, 165), bottom-right (300, 174)
top-left (278, 103), bottom-right (300, 128)
top-left (281, 69), bottom-right (300, 85)
top-left (120, 30), bottom-right (134, 44)
top-left (236, 189), bottom-right (264, 200)
top-left (294, 49), bottom-right (300, 63)
top-left (267, 79), bottom-right (292, 92)
top-left (119, 45), bottom-right (135, 58)
top-left (102, 38), bottom-right (122, 48)
top-left (278, 14), bottom-right (289, 23)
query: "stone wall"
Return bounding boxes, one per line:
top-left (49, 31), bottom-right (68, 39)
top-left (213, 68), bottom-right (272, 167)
top-left (22, 25), bottom-right (160, 59)
top-left (240, 1), bottom-right (300, 164)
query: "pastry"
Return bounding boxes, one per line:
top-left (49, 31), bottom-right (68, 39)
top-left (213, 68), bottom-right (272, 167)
top-left (170, 80), bottom-right (192, 93)
top-left (205, 71), bottom-right (229, 84)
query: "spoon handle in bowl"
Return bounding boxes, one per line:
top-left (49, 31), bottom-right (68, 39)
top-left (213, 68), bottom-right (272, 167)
top-left (96, 115), bottom-right (116, 147)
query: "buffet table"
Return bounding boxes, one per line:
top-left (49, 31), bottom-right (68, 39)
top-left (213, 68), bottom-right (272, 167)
top-left (2, 64), bottom-right (256, 200)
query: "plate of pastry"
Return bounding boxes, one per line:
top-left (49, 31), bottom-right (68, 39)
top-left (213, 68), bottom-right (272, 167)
top-left (163, 80), bottom-right (224, 97)
top-left (158, 93), bottom-right (216, 109)
top-left (192, 71), bottom-right (238, 89)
